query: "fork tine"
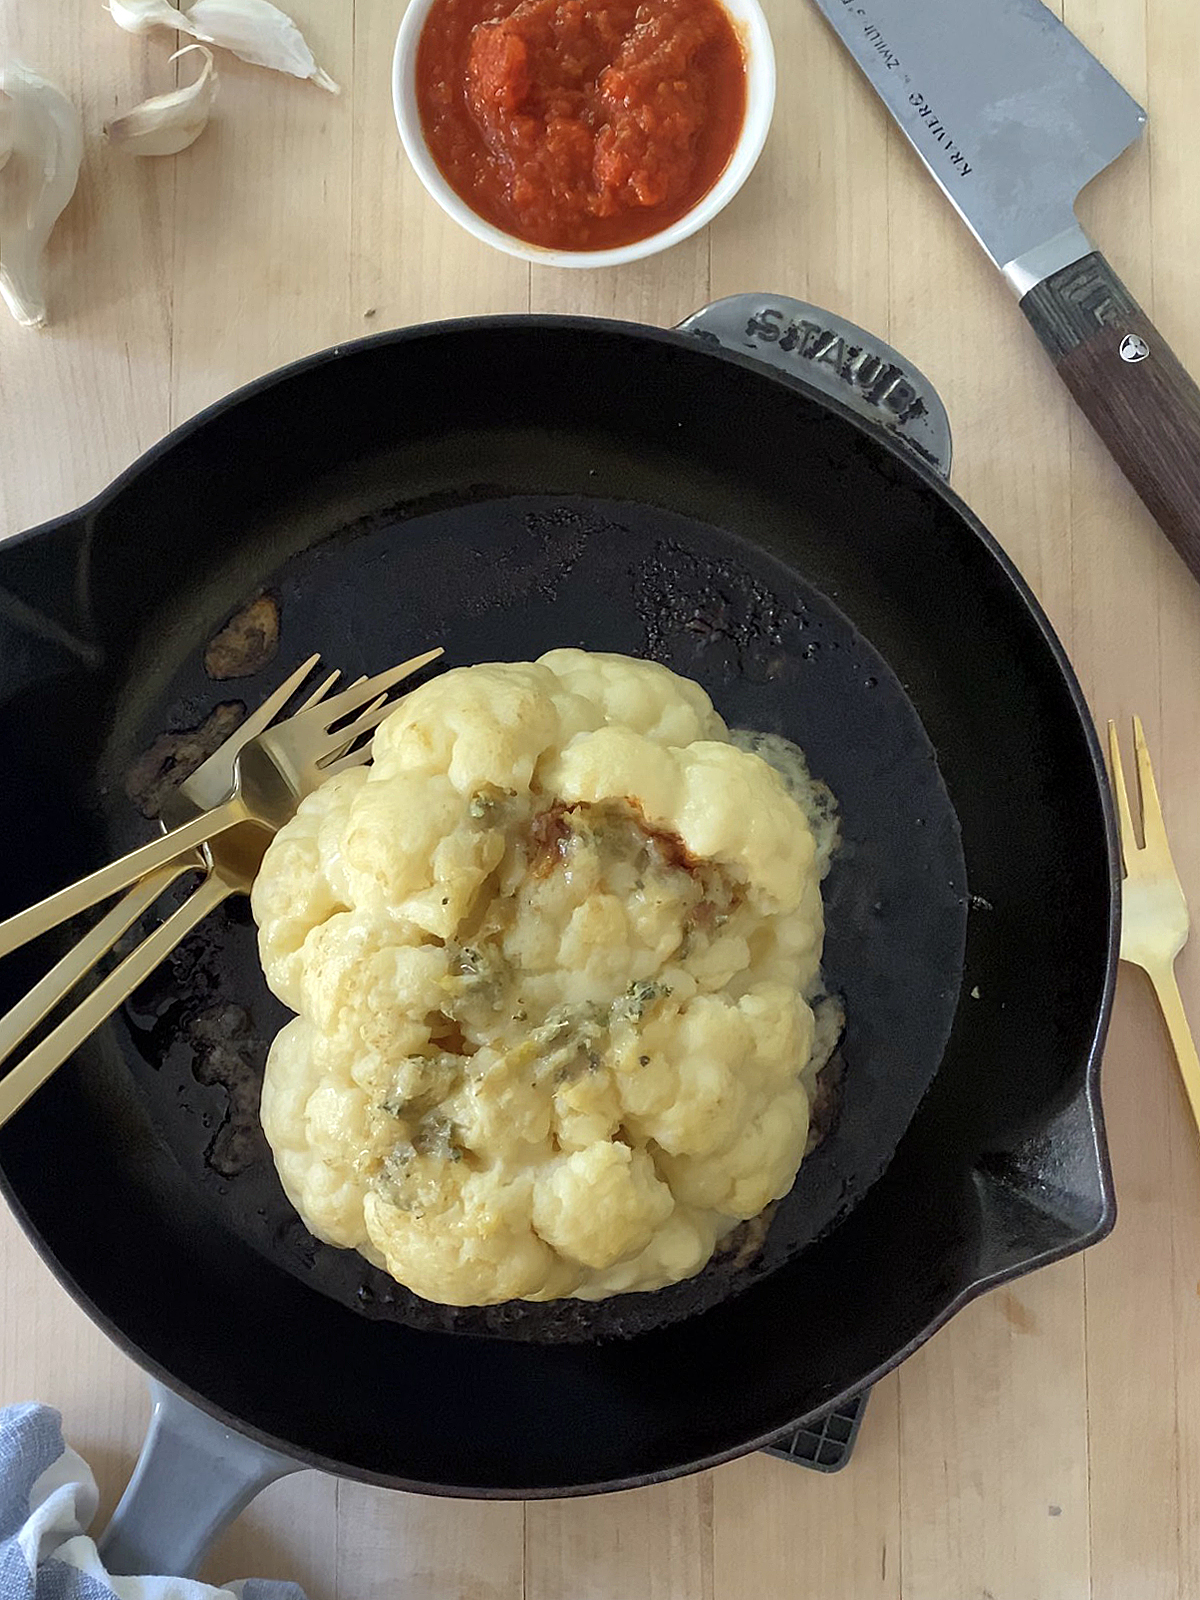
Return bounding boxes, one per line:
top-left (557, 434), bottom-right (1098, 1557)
top-left (294, 648), bottom-right (443, 729)
top-left (320, 748), bottom-right (375, 779)
top-left (297, 664), bottom-right (342, 714)
top-left (320, 690), bottom-right (385, 764)
top-left (317, 694), bottom-right (398, 761)
top-left (221, 653), bottom-right (323, 752)
top-left (165, 653), bottom-right (324, 820)
top-left (1107, 719), bottom-right (1137, 870)
top-left (306, 673), bottom-right (372, 715)
top-left (1133, 714), bottom-right (1170, 854)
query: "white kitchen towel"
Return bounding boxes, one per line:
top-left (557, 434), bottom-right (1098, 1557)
top-left (0, 1405), bottom-right (307, 1600)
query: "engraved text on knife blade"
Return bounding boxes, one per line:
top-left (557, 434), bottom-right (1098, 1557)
top-left (833, 0), bottom-right (974, 179)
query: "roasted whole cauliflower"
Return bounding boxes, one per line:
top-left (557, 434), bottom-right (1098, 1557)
top-left (251, 649), bottom-right (833, 1306)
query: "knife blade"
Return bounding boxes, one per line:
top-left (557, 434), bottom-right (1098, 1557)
top-left (811, 0), bottom-right (1200, 589)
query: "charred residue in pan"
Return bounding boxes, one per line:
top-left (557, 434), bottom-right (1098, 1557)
top-left (124, 701), bottom-right (245, 819)
top-left (187, 1003), bottom-right (271, 1177)
top-left (204, 591), bottom-right (281, 680)
top-left (122, 585), bottom-right (282, 820)
top-left (123, 918), bottom-right (227, 1063)
top-left (119, 586), bottom-right (283, 1173)
top-left (123, 917), bottom-right (275, 1181)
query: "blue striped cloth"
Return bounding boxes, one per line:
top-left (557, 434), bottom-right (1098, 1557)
top-left (0, 1405), bottom-right (306, 1600)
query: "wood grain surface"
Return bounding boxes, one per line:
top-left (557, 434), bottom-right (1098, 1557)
top-left (2, 1), bottom-right (1200, 1596)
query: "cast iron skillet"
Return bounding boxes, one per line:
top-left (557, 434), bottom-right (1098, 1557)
top-left (0, 298), bottom-right (1117, 1508)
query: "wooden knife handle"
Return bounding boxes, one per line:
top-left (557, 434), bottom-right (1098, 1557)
top-left (1020, 251), bottom-right (1200, 585)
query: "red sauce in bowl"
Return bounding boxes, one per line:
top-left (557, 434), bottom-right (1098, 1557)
top-left (415, 0), bottom-right (748, 253)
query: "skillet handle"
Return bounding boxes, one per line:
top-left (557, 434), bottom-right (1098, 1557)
top-left (99, 1379), bottom-right (299, 1580)
top-left (676, 295), bottom-right (953, 481)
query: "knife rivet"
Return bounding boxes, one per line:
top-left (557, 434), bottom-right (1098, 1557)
top-left (1120, 333), bottom-right (1150, 364)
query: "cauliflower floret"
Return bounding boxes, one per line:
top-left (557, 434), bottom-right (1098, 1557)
top-left (658, 1087), bottom-right (812, 1217)
top-left (294, 916), bottom-right (449, 1058)
top-left (545, 731), bottom-right (816, 915)
top-left (365, 1169), bottom-right (573, 1306)
top-left (253, 650), bottom-right (834, 1308)
top-left (261, 1020), bottom-right (384, 1249)
top-left (339, 773), bottom-right (505, 938)
top-left (536, 647), bottom-right (727, 747)
top-left (573, 1208), bottom-right (727, 1301)
top-left (252, 767), bottom-right (366, 1009)
top-left (370, 660), bottom-right (595, 793)
top-left (446, 1049), bottom-right (553, 1149)
top-left (532, 1144), bottom-right (674, 1270)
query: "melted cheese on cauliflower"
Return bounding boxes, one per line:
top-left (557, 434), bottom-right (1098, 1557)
top-left (252, 650), bottom-right (831, 1306)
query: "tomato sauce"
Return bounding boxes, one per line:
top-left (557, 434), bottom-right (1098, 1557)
top-left (416, 0), bottom-right (748, 252)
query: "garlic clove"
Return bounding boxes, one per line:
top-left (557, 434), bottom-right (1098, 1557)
top-left (106, 0), bottom-right (199, 36)
top-left (183, 0), bottom-right (339, 93)
top-left (0, 63), bottom-right (84, 329)
top-left (104, 45), bottom-right (217, 156)
top-left (0, 90), bottom-right (13, 172)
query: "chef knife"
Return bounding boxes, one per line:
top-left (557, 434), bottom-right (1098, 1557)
top-left (810, 0), bottom-right (1200, 585)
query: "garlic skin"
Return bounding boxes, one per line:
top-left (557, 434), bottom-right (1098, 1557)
top-left (183, 0), bottom-right (339, 93)
top-left (0, 91), bottom-right (13, 172)
top-left (106, 0), bottom-right (199, 35)
top-left (105, 45), bottom-right (217, 156)
top-left (0, 63), bottom-right (84, 329)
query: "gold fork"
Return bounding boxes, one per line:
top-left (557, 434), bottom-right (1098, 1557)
top-left (0, 646), bottom-right (442, 958)
top-left (1107, 715), bottom-right (1200, 1134)
top-left (0, 652), bottom-right (438, 1128)
top-left (0, 654), bottom-right (339, 1072)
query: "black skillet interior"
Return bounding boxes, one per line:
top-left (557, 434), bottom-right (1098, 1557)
top-left (107, 491), bottom-right (968, 1346)
top-left (0, 320), bottom-right (1116, 1493)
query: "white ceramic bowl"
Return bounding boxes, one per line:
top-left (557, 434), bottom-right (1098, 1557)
top-left (393, 0), bottom-right (776, 270)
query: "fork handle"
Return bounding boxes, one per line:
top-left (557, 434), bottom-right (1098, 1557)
top-left (0, 796), bottom-right (248, 961)
top-left (1148, 961), bottom-right (1200, 1138)
top-left (0, 862), bottom-right (191, 1064)
top-left (0, 873), bottom-right (231, 1129)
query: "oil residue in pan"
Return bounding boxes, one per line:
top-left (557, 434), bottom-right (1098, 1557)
top-left (121, 891), bottom-right (280, 1184)
top-left (113, 494), bottom-right (967, 1345)
top-left (328, 493), bottom-right (602, 623)
top-left (633, 537), bottom-right (813, 688)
